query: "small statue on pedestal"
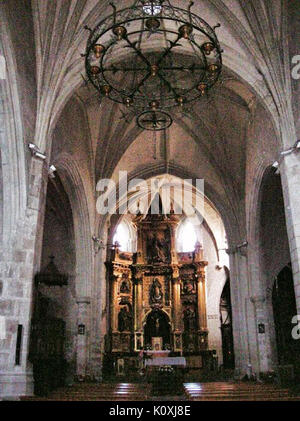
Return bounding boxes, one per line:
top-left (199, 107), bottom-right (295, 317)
top-left (183, 307), bottom-right (196, 332)
top-left (150, 278), bottom-right (163, 306)
top-left (118, 306), bottom-right (132, 332)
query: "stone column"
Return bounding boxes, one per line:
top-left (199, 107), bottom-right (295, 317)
top-left (246, 241), bottom-right (276, 373)
top-left (89, 245), bottom-right (107, 382)
top-left (196, 265), bottom-right (208, 350)
top-left (280, 152), bottom-right (300, 314)
top-left (76, 297), bottom-right (90, 380)
top-left (250, 295), bottom-right (271, 374)
top-left (227, 249), bottom-right (253, 377)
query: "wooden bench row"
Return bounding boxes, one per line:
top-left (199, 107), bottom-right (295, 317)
top-left (21, 383), bottom-right (152, 401)
top-left (183, 382), bottom-right (300, 401)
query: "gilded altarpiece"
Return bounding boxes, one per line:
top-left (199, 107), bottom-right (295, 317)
top-left (106, 210), bottom-right (210, 362)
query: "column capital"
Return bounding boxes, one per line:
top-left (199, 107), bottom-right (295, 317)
top-left (226, 247), bottom-right (237, 255)
top-left (195, 268), bottom-right (206, 282)
top-left (133, 276), bottom-right (143, 285)
top-left (226, 241), bottom-right (248, 257)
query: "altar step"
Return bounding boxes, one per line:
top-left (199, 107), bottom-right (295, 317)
top-left (21, 383), bottom-right (152, 401)
top-left (183, 382), bottom-right (300, 401)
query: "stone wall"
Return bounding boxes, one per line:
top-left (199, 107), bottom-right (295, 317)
top-left (0, 131), bottom-right (3, 244)
top-left (37, 176), bottom-right (77, 381)
top-left (0, 157), bottom-right (48, 397)
top-left (288, 0), bottom-right (300, 137)
top-left (259, 171), bottom-right (291, 283)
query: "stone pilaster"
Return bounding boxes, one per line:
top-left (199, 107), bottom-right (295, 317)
top-left (250, 295), bottom-right (270, 374)
top-left (227, 249), bottom-right (252, 377)
top-left (76, 297), bottom-right (90, 380)
top-left (246, 241), bottom-right (276, 373)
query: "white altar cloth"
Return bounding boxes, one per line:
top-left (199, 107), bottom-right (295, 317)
top-left (145, 357), bottom-right (186, 367)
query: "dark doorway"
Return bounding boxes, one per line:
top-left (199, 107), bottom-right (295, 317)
top-left (29, 294), bottom-right (66, 396)
top-left (220, 277), bottom-right (235, 369)
top-left (144, 310), bottom-right (171, 350)
top-left (272, 265), bottom-right (300, 366)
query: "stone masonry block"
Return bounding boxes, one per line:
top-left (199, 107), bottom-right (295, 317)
top-left (19, 266), bottom-right (33, 279)
top-left (0, 336), bottom-right (12, 350)
top-left (6, 319), bottom-right (18, 334)
top-left (7, 281), bottom-right (24, 298)
top-left (0, 300), bottom-right (14, 316)
top-left (13, 250), bottom-right (27, 263)
top-left (0, 353), bottom-right (9, 369)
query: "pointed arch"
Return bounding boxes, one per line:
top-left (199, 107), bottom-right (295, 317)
top-left (53, 153), bottom-right (93, 297)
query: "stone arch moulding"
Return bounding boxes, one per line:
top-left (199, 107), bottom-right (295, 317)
top-left (96, 164), bottom-right (235, 252)
top-left (207, 264), bottom-right (228, 318)
top-left (0, 13), bottom-right (27, 244)
top-left (53, 153), bottom-right (93, 298)
top-left (249, 164), bottom-right (290, 283)
top-left (259, 166), bottom-right (291, 281)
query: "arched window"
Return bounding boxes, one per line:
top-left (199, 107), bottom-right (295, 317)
top-left (113, 221), bottom-right (132, 252)
top-left (177, 218), bottom-right (198, 252)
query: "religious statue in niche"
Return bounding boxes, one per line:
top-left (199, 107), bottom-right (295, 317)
top-left (185, 332), bottom-right (196, 352)
top-left (120, 276), bottom-right (130, 294)
top-left (182, 279), bottom-right (196, 295)
top-left (175, 335), bottom-right (181, 349)
top-left (183, 307), bottom-right (197, 332)
top-left (118, 306), bottom-right (132, 332)
top-left (149, 278), bottom-right (163, 306)
top-left (146, 229), bottom-right (171, 264)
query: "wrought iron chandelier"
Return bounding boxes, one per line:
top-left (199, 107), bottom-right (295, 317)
top-left (84, 0), bottom-right (222, 130)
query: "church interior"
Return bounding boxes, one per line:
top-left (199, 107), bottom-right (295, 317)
top-left (1, 0), bottom-right (300, 401)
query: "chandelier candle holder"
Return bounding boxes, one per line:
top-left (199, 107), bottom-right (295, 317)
top-left (84, 0), bottom-right (222, 130)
